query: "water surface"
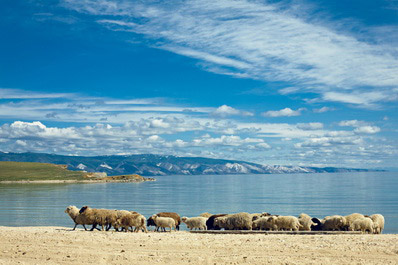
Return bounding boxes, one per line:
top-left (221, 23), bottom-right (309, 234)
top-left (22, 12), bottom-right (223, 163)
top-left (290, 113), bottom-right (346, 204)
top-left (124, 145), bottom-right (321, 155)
top-left (0, 172), bottom-right (397, 233)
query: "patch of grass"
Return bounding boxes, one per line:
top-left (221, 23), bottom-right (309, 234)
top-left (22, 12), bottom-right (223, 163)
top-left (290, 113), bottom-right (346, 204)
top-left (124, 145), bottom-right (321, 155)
top-left (0, 161), bottom-right (86, 181)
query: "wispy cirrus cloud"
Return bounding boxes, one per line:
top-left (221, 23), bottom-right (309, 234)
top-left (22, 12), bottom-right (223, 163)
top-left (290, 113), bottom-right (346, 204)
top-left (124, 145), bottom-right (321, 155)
top-left (62, 0), bottom-right (398, 107)
top-left (0, 88), bottom-right (76, 99)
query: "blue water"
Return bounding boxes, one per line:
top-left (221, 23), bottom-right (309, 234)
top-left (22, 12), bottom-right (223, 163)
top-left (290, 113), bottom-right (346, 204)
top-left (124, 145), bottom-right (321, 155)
top-left (0, 172), bottom-right (397, 233)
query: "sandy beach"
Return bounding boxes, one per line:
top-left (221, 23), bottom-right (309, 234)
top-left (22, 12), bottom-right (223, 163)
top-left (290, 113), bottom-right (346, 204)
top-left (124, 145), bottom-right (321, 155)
top-left (0, 226), bottom-right (397, 264)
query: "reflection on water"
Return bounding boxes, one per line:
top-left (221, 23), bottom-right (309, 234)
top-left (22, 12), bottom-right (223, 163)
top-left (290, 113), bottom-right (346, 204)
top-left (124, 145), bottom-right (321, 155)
top-left (0, 172), bottom-right (397, 233)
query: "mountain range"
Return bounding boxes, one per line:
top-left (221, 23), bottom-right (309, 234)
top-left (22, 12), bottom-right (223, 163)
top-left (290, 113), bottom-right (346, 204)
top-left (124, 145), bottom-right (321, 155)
top-left (0, 152), bottom-right (381, 176)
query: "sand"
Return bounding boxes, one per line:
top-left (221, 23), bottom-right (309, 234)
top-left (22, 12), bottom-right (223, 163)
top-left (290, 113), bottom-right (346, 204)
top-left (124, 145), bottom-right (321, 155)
top-left (0, 226), bottom-right (397, 264)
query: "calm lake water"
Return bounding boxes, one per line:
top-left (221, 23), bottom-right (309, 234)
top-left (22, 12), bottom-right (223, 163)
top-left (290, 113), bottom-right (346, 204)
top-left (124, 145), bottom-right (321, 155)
top-left (0, 172), bottom-right (397, 233)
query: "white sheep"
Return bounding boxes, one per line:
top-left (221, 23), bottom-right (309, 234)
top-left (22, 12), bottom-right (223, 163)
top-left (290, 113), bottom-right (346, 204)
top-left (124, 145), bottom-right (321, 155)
top-left (181, 216), bottom-right (207, 230)
top-left (370, 214), bottom-right (385, 234)
top-left (298, 213), bottom-right (315, 231)
top-left (266, 216), bottom-right (301, 231)
top-left (118, 213), bottom-right (147, 233)
top-left (350, 217), bottom-right (375, 233)
top-left (322, 215), bottom-right (347, 231)
top-left (151, 215), bottom-right (176, 232)
top-left (344, 213), bottom-right (365, 230)
top-left (252, 216), bottom-right (274, 231)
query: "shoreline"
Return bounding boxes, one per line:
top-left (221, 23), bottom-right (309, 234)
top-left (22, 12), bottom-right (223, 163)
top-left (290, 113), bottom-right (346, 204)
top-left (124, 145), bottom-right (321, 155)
top-left (0, 177), bottom-right (156, 184)
top-left (1, 226), bottom-right (397, 264)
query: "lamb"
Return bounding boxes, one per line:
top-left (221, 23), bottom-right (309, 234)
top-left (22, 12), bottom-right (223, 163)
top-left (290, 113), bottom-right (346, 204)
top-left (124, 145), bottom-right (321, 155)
top-left (181, 216), bottom-right (207, 230)
top-left (322, 215), bottom-right (347, 231)
top-left (156, 212), bottom-right (181, 231)
top-left (151, 215), bottom-right (176, 232)
top-left (344, 213), bottom-right (365, 231)
top-left (65, 205), bottom-right (92, 230)
top-left (350, 217), bottom-right (375, 233)
top-left (214, 212), bottom-right (253, 230)
top-left (265, 216), bottom-right (301, 231)
top-left (206, 214), bottom-right (228, 230)
top-left (298, 213), bottom-right (315, 231)
top-left (252, 216), bottom-right (274, 231)
top-left (118, 213), bottom-right (147, 233)
top-left (370, 214), bottom-right (385, 234)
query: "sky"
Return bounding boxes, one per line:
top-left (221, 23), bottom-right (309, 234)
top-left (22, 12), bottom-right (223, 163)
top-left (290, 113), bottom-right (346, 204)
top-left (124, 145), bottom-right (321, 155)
top-left (0, 0), bottom-right (397, 168)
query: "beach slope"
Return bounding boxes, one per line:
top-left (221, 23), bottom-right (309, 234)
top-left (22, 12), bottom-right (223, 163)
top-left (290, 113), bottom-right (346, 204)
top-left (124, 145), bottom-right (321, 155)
top-left (0, 226), bottom-right (397, 264)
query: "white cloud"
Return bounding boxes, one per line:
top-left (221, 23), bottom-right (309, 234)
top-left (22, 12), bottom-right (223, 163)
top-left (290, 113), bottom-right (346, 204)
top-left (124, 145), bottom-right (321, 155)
top-left (296, 122), bottom-right (324, 130)
top-left (322, 91), bottom-right (394, 107)
top-left (339, 120), bottom-right (368, 127)
top-left (192, 135), bottom-right (264, 147)
top-left (0, 88), bottom-right (76, 99)
top-left (313, 107), bottom-right (333, 113)
top-left (212, 105), bottom-right (253, 117)
top-left (62, 0), bottom-right (398, 106)
top-left (262, 108), bottom-right (304, 117)
top-left (295, 136), bottom-right (363, 148)
top-left (354, 126), bottom-right (381, 134)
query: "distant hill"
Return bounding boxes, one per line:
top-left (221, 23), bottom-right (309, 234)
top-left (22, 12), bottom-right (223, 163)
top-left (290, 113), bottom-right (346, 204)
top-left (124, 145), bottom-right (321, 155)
top-left (0, 161), bottom-right (86, 181)
top-left (0, 152), bottom-right (380, 176)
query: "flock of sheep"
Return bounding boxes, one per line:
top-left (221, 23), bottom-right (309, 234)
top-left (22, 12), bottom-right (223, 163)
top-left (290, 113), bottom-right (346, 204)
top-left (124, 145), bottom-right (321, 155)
top-left (64, 206), bottom-right (385, 234)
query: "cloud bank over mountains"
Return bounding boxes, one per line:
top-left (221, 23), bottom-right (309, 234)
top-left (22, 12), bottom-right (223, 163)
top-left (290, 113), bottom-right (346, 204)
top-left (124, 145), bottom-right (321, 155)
top-left (0, 88), bottom-right (393, 168)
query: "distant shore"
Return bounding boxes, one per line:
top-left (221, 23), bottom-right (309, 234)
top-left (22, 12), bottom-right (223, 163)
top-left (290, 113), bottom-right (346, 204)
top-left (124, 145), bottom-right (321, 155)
top-left (0, 226), bottom-right (397, 264)
top-left (0, 175), bottom-right (156, 184)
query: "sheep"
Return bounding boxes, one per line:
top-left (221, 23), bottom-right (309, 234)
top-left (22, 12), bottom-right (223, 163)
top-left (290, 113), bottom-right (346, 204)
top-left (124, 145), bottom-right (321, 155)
top-left (78, 206), bottom-right (101, 231)
top-left (310, 217), bottom-right (323, 231)
top-left (106, 210), bottom-right (132, 231)
top-left (344, 213), bottom-right (365, 231)
top-left (65, 205), bottom-right (92, 230)
top-left (214, 212), bottom-right (253, 230)
top-left (265, 216), bottom-right (301, 231)
top-left (156, 212), bottom-right (181, 231)
top-left (250, 213), bottom-right (262, 221)
top-left (322, 215), bottom-right (347, 231)
top-left (350, 217), bottom-right (375, 233)
top-left (298, 213), bottom-right (315, 231)
top-left (260, 212), bottom-right (271, 217)
top-left (91, 209), bottom-right (115, 231)
top-left (151, 215), bottom-right (176, 232)
top-left (182, 216), bottom-right (207, 230)
top-left (206, 214), bottom-right (228, 230)
top-left (118, 213), bottom-right (148, 233)
top-left (370, 214), bottom-right (385, 234)
top-left (252, 216), bottom-right (274, 231)
top-left (213, 216), bottom-right (229, 230)
top-left (200, 212), bottom-right (212, 218)
top-left (146, 216), bottom-right (158, 231)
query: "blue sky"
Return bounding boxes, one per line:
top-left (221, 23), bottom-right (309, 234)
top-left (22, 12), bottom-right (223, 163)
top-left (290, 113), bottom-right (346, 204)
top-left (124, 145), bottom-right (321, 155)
top-left (0, 0), bottom-right (397, 168)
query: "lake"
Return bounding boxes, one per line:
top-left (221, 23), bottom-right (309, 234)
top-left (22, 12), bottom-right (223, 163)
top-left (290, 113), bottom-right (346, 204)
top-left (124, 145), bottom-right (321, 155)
top-left (0, 171), bottom-right (397, 233)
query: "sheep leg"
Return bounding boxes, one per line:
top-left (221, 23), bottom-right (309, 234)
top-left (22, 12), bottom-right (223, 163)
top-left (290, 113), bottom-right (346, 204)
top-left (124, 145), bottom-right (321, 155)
top-left (82, 224), bottom-right (87, 231)
top-left (72, 223), bottom-right (78, 230)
